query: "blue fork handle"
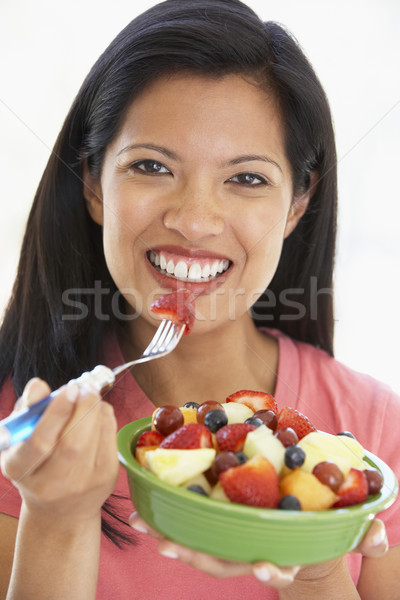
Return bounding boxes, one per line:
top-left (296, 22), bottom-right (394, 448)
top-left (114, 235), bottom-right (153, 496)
top-left (0, 364), bottom-right (116, 452)
top-left (0, 393), bottom-right (55, 449)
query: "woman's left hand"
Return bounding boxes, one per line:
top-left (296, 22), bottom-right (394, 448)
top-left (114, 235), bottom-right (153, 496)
top-left (129, 512), bottom-right (300, 588)
top-left (129, 513), bottom-right (388, 588)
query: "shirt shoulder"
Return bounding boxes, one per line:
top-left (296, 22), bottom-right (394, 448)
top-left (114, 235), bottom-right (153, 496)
top-left (293, 341), bottom-right (400, 442)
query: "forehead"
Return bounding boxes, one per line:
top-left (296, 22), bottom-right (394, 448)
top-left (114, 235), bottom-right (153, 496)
top-left (109, 73), bottom-right (288, 167)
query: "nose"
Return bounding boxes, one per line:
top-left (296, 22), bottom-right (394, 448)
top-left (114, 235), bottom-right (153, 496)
top-left (162, 183), bottom-right (225, 242)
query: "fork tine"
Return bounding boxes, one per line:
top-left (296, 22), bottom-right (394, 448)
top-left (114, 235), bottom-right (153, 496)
top-left (142, 320), bottom-right (170, 356)
top-left (157, 321), bottom-right (176, 352)
top-left (148, 320), bottom-right (174, 354)
top-left (112, 321), bottom-right (185, 376)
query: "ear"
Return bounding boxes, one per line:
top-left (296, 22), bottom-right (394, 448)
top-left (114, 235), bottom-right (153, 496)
top-left (284, 171), bottom-right (318, 238)
top-left (82, 160), bottom-right (103, 225)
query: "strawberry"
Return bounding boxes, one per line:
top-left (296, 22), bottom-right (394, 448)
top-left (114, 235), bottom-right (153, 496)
top-left (219, 455), bottom-right (280, 508)
top-left (136, 430), bottom-right (165, 448)
top-left (160, 424), bottom-right (213, 449)
top-left (333, 468), bottom-right (368, 508)
top-left (277, 406), bottom-right (316, 440)
top-left (215, 423), bottom-right (256, 453)
top-left (226, 390), bottom-right (278, 415)
top-left (150, 289), bottom-right (196, 335)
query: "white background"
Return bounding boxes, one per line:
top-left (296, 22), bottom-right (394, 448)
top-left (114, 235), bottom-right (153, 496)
top-left (0, 0), bottom-right (399, 392)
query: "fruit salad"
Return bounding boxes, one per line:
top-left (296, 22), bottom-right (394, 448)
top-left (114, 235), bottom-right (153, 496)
top-left (134, 390), bottom-right (384, 511)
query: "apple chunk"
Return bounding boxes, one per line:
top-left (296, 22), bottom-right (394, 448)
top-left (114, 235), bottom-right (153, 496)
top-left (243, 425), bottom-right (285, 475)
top-left (146, 448), bottom-right (216, 486)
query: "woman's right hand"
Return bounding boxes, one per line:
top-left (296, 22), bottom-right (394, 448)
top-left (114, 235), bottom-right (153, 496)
top-left (0, 377), bottom-right (119, 520)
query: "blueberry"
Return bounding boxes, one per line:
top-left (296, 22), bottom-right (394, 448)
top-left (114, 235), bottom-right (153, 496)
top-left (235, 451), bottom-right (248, 465)
top-left (187, 485), bottom-right (208, 496)
top-left (336, 431), bottom-right (356, 439)
top-left (244, 416), bottom-right (264, 428)
top-left (184, 401), bottom-right (200, 409)
top-left (204, 409), bottom-right (228, 433)
top-left (284, 445), bottom-right (306, 469)
top-left (278, 495), bottom-right (302, 510)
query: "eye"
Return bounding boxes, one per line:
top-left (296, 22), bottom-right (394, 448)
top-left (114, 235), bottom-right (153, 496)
top-left (227, 172), bottom-right (269, 186)
top-left (129, 159), bottom-right (170, 175)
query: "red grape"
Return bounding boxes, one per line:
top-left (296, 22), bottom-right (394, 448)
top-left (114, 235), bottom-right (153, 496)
top-left (197, 401), bottom-right (224, 425)
top-left (275, 427), bottom-right (298, 447)
top-left (153, 405), bottom-right (183, 436)
top-left (312, 461), bottom-right (344, 492)
top-left (210, 451), bottom-right (240, 481)
top-left (364, 469), bottom-right (384, 495)
top-left (253, 409), bottom-right (278, 431)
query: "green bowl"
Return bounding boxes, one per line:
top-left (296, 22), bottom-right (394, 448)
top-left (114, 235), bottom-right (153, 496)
top-left (117, 417), bottom-right (398, 566)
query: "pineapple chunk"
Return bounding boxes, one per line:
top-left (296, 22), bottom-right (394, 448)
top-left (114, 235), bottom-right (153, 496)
top-left (179, 406), bottom-right (198, 425)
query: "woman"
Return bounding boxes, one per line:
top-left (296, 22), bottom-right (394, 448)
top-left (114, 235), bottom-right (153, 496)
top-left (0, 1), bottom-right (398, 598)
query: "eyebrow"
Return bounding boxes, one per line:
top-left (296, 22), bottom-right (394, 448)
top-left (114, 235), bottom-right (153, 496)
top-left (227, 154), bottom-right (282, 173)
top-left (116, 143), bottom-right (179, 160)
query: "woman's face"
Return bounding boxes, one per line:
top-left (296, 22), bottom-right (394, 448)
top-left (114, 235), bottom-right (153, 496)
top-left (85, 73), bottom-right (308, 333)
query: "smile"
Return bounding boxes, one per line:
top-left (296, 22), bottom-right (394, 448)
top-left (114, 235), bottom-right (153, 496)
top-left (147, 250), bottom-right (231, 283)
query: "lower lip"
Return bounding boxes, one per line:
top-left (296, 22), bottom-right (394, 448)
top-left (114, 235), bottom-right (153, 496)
top-left (145, 256), bottom-right (230, 295)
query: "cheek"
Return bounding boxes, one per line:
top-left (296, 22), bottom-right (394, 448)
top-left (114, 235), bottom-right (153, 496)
top-left (101, 185), bottom-right (160, 250)
top-left (238, 209), bottom-right (288, 301)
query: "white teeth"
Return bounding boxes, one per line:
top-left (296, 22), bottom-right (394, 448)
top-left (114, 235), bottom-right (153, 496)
top-left (202, 263), bottom-right (211, 278)
top-left (174, 261), bottom-right (188, 279)
top-left (149, 252), bottom-right (230, 281)
top-left (210, 261), bottom-right (219, 277)
top-left (188, 263), bottom-right (202, 280)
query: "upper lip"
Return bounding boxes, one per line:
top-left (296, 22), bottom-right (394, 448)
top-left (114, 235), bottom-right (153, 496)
top-left (147, 244), bottom-right (232, 262)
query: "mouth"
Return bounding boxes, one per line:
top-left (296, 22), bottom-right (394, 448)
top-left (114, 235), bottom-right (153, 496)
top-left (147, 249), bottom-right (232, 283)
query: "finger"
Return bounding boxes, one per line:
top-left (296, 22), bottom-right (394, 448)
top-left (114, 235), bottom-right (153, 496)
top-left (13, 378), bottom-right (52, 411)
top-left (252, 562), bottom-right (301, 588)
top-left (129, 512), bottom-right (166, 540)
top-left (4, 383), bottom-right (80, 478)
top-left (157, 540), bottom-right (253, 578)
top-left (23, 378), bottom-right (52, 405)
top-left (19, 385), bottom-right (104, 490)
top-left (53, 384), bottom-right (104, 468)
top-left (352, 519), bottom-right (388, 558)
top-left (94, 402), bottom-right (119, 487)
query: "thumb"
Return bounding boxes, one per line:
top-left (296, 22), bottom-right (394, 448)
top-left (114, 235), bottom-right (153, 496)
top-left (15, 378), bottom-right (52, 411)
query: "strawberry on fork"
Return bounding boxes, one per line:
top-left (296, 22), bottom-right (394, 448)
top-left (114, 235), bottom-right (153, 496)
top-left (150, 289), bottom-right (196, 335)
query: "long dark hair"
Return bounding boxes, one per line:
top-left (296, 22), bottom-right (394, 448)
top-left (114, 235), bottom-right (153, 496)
top-left (0, 0), bottom-right (337, 544)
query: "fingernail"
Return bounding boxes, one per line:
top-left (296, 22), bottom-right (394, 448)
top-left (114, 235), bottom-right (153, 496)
top-left (66, 383), bottom-right (79, 403)
top-left (130, 522), bottom-right (148, 534)
top-left (159, 549), bottom-right (178, 559)
top-left (253, 565), bottom-right (271, 582)
top-left (372, 526), bottom-right (387, 547)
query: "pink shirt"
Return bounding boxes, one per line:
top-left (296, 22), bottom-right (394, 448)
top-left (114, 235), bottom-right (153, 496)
top-left (1, 329), bottom-right (399, 599)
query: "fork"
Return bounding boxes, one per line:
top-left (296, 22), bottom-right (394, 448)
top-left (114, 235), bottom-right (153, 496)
top-left (0, 320), bottom-right (185, 451)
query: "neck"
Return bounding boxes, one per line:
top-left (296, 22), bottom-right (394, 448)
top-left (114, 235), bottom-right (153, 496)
top-left (118, 315), bottom-right (279, 407)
